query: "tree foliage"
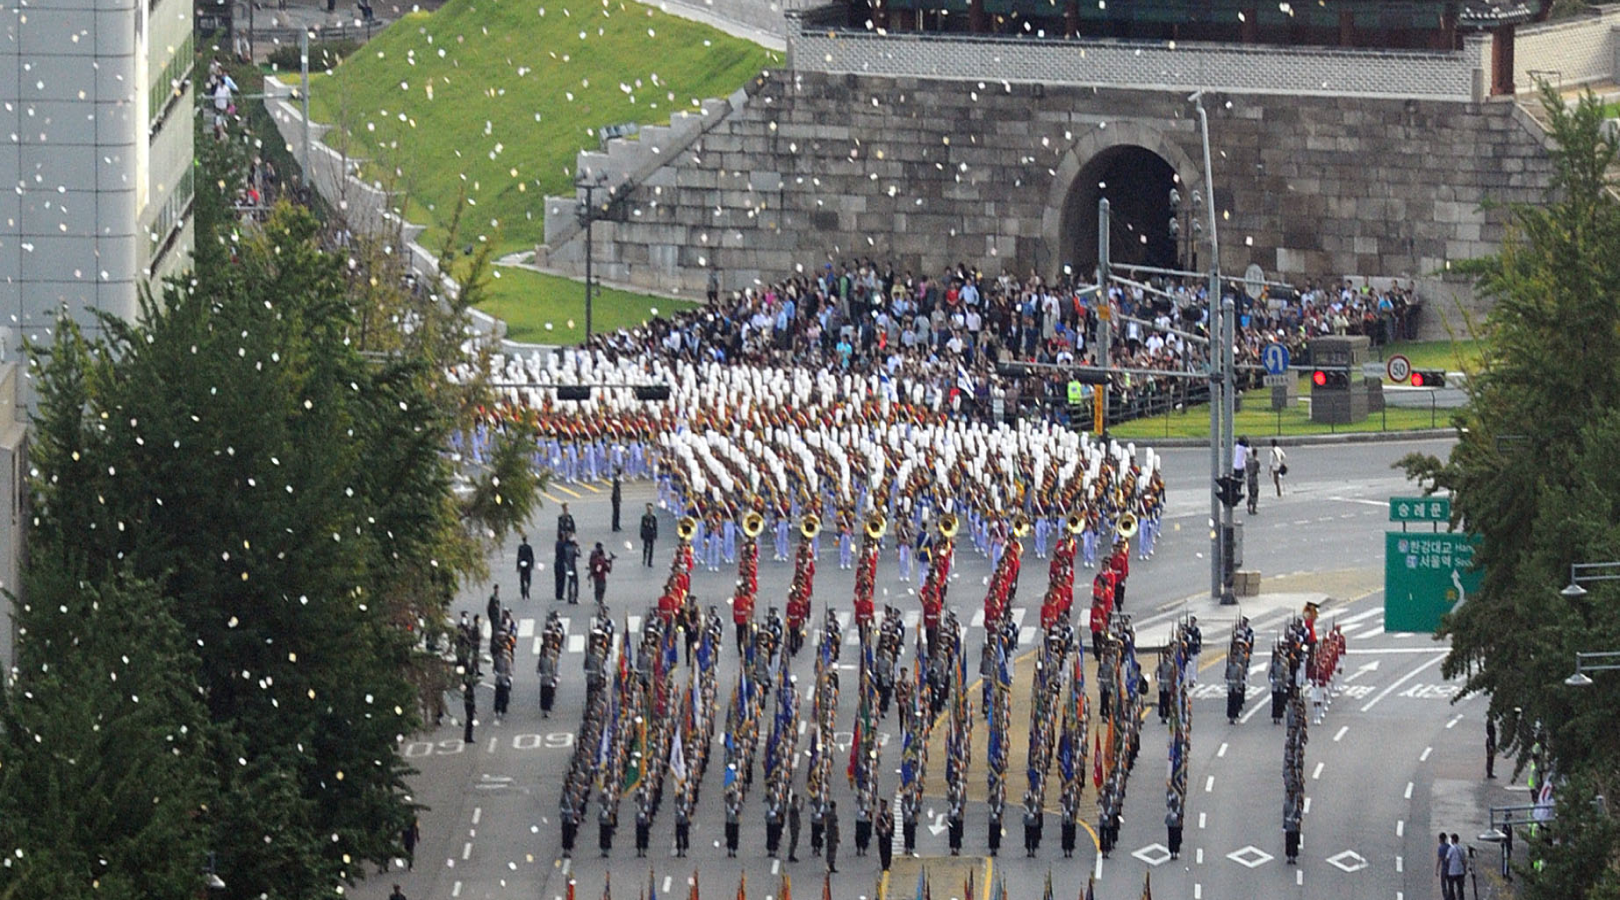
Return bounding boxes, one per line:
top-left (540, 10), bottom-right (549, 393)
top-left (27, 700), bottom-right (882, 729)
top-left (1396, 85), bottom-right (1620, 897)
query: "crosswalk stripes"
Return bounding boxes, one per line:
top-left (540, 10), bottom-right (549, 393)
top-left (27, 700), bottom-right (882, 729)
top-left (517, 617), bottom-right (535, 638)
top-left (567, 634), bottom-right (586, 654)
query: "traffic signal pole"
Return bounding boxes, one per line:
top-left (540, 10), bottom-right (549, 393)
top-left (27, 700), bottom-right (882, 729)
top-left (1193, 92), bottom-right (1227, 604)
top-left (1096, 198), bottom-right (1112, 429)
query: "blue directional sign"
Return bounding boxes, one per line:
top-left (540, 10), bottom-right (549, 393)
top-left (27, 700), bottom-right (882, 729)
top-left (1262, 343), bottom-right (1291, 376)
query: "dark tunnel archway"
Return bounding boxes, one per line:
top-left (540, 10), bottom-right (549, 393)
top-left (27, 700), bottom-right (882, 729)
top-left (1060, 145), bottom-right (1181, 279)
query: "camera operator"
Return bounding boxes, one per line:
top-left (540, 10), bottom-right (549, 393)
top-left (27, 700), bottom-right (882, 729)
top-left (589, 542), bottom-right (616, 609)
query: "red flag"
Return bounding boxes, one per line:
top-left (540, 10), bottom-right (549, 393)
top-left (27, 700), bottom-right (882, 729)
top-left (821, 872), bottom-right (832, 900)
top-left (780, 874), bottom-right (791, 900)
top-left (689, 870), bottom-right (700, 900)
top-left (847, 719), bottom-right (861, 784)
top-left (1092, 733), bottom-right (1103, 789)
top-left (736, 871), bottom-right (746, 900)
top-left (568, 875), bottom-right (576, 900)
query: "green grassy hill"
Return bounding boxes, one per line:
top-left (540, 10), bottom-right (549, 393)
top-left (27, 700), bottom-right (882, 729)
top-left (304, 0), bottom-right (777, 257)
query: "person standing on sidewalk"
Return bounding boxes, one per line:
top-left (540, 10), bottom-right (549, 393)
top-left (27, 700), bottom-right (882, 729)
top-left (1486, 719), bottom-right (1498, 779)
top-left (1437, 832), bottom-right (1454, 900)
top-left (402, 817), bottom-right (419, 871)
top-left (462, 680), bottom-right (476, 744)
top-left (517, 534), bottom-right (535, 600)
top-left (557, 503), bottom-right (576, 541)
top-left (1245, 442), bottom-right (1262, 515)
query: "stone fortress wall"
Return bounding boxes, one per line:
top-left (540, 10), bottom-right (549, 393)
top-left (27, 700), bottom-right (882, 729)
top-left (539, 9), bottom-right (1563, 336)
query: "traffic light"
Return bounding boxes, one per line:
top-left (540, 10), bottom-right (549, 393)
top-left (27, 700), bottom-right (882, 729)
top-left (633, 384), bottom-right (672, 401)
top-left (1311, 369), bottom-right (1350, 390)
top-left (1409, 370), bottom-right (1446, 388)
top-left (555, 385), bottom-right (592, 401)
top-left (1069, 368), bottom-right (1111, 386)
top-left (1215, 475), bottom-right (1245, 509)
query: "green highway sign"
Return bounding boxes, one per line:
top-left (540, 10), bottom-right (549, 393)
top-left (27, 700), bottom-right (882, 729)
top-left (1384, 531), bottom-right (1483, 633)
top-left (1390, 496), bottom-right (1451, 523)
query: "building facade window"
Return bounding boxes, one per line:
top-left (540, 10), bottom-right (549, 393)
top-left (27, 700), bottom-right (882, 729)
top-left (148, 31), bottom-right (195, 135)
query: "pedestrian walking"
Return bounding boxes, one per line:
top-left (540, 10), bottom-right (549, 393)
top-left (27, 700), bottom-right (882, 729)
top-left (1245, 439), bottom-right (1262, 514)
top-left (1268, 439), bottom-right (1287, 497)
top-left (640, 503), bottom-right (659, 567)
top-left (402, 817), bottom-right (419, 871)
top-left (787, 792), bottom-right (803, 862)
top-left (1437, 832), bottom-right (1453, 900)
top-left (1447, 834), bottom-right (1468, 899)
top-left (486, 585), bottom-right (502, 633)
top-left (824, 802), bottom-right (840, 873)
top-left (517, 534), bottom-right (535, 600)
top-left (1486, 719), bottom-right (1498, 779)
top-left (947, 804), bottom-right (963, 857)
top-left (589, 542), bottom-right (614, 607)
top-left (388, 885), bottom-right (407, 900)
top-left (494, 672), bottom-right (511, 718)
top-left (611, 470), bottom-right (623, 532)
top-left (875, 800), bottom-right (893, 871)
top-left (560, 535), bottom-right (581, 604)
top-left (461, 681), bottom-right (476, 743)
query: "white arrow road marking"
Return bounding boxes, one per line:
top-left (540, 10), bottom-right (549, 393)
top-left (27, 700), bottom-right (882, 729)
top-left (929, 812), bottom-right (949, 836)
top-left (1344, 660), bottom-right (1381, 683)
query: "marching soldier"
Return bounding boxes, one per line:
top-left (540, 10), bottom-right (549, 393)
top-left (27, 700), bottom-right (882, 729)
top-left (876, 800), bottom-right (894, 871)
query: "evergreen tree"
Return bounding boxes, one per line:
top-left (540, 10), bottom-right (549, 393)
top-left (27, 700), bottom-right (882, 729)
top-left (0, 574), bottom-right (212, 900)
top-left (1398, 85), bottom-right (1620, 897)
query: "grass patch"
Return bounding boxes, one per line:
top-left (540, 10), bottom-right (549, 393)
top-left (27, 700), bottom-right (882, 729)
top-left (480, 266), bottom-right (697, 344)
top-left (1110, 386), bottom-right (1453, 440)
top-left (1371, 339), bottom-right (1483, 375)
top-left (295, 0), bottom-right (777, 258)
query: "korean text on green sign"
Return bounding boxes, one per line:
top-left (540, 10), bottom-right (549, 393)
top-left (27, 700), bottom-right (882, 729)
top-left (1384, 531), bottom-right (1482, 633)
top-left (1389, 496), bottom-right (1451, 523)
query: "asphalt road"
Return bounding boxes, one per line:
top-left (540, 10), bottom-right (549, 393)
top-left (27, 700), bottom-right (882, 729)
top-left (350, 437), bottom-right (1527, 900)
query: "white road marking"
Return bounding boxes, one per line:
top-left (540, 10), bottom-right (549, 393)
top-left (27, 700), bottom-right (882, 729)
top-left (904, 610), bottom-right (920, 628)
top-left (1012, 607), bottom-right (1026, 627)
top-left (1395, 855), bottom-right (1404, 873)
top-left (462, 842), bottom-right (473, 860)
top-left (1019, 627), bottom-right (1036, 647)
top-left (1217, 742), bottom-right (1228, 758)
top-left (772, 859), bottom-right (780, 875)
top-left (452, 881), bottom-right (463, 898)
top-left (1361, 654), bottom-right (1447, 712)
top-left (1404, 781), bottom-right (1414, 800)
top-left (518, 618), bottom-right (536, 638)
top-left (971, 609), bottom-right (985, 628)
top-left (1346, 648), bottom-right (1457, 655)
top-left (1205, 775), bottom-right (1215, 792)
top-left (567, 634), bottom-right (586, 654)
top-left (1194, 885), bottom-right (1202, 900)
top-left (488, 737), bottom-right (497, 754)
top-left (1337, 607), bottom-right (1384, 626)
top-left (1420, 746), bottom-right (1433, 762)
top-left (1196, 848), bottom-right (1204, 864)
top-left (628, 615), bottom-right (642, 634)
top-left (1329, 496), bottom-right (1389, 508)
top-left (1446, 714), bottom-right (1464, 729)
top-left (1240, 697), bottom-right (1269, 724)
top-left (1198, 812), bottom-right (1206, 830)
top-left (1303, 797), bottom-right (1311, 815)
top-left (664, 877), bottom-right (672, 894)
top-left (533, 638), bottom-right (542, 656)
top-left (1396, 820), bottom-right (1405, 838)
top-left (1297, 870), bottom-right (1304, 886)
top-left (1313, 762), bottom-right (1324, 780)
top-left (1334, 725), bottom-right (1349, 742)
top-left (472, 807), bottom-right (482, 825)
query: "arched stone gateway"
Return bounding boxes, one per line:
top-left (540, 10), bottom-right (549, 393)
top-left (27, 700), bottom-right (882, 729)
top-left (1042, 123), bottom-right (1204, 283)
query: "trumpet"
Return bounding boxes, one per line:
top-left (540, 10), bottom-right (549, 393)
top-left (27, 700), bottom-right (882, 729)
top-left (801, 514), bottom-right (821, 539)
top-left (742, 510), bottom-right (765, 538)
top-left (1115, 512), bottom-right (1139, 540)
top-left (677, 515), bottom-right (699, 542)
top-left (937, 513), bottom-right (960, 540)
top-left (864, 513), bottom-right (887, 540)
top-left (1065, 510), bottom-right (1086, 534)
top-left (1010, 513), bottom-right (1032, 538)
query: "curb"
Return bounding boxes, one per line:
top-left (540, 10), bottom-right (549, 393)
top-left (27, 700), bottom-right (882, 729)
top-left (1137, 428), bottom-right (1455, 449)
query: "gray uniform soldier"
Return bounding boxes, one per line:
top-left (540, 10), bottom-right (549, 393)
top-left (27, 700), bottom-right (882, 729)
top-left (538, 652), bottom-right (558, 717)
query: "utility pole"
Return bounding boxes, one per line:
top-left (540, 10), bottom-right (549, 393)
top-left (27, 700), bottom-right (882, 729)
top-left (1094, 198), bottom-right (1112, 433)
top-left (1192, 90), bottom-right (1227, 603)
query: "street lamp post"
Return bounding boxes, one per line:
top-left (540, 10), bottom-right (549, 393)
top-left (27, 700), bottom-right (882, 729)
top-left (574, 172), bottom-right (610, 342)
top-left (1559, 561), bottom-right (1620, 598)
top-left (1564, 650), bottom-right (1620, 687)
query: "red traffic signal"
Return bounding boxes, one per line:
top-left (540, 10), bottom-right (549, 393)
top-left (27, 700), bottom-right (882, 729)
top-left (1311, 369), bottom-right (1349, 390)
top-left (1312, 370), bottom-right (1327, 388)
top-left (1410, 370), bottom-right (1446, 388)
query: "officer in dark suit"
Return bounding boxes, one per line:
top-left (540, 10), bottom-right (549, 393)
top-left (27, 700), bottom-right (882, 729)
top-left (611, 471), bottom-right (623, 532)
top-left (517, 534), bottom-right (535, 600)
top-left (639, 503), bottom-right (659, 567)
top-left (557, 503), bottom-right (576, 541)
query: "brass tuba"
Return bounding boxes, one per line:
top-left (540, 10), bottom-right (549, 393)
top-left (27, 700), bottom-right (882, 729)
top-left (801, 514), bottom-right (821, 539)
top-left (937, 513), bottom-right (960, 540)
top-left (742, 510), bottom-right (766, 538)
top-left (676, 515), bottom-right (699, 541)
top-left (1116, 512), bottom-right (1139, 540)
top-left (1065, 510), bottom-right (1086, 534)
top-left (1010, 513), bottom-right (1032, 538)
top-left (865, 513), bottom-right (887, 540)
